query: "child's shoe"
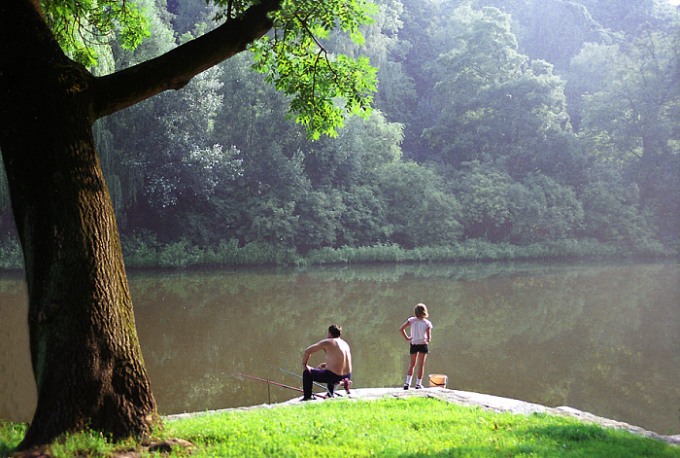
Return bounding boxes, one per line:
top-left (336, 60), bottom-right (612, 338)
top-left (415, 384), bottom-right (423, 389)
top-left (403, 384), bottom-right (409, 390)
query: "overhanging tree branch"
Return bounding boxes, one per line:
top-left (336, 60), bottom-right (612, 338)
top-left (91, 0), bottom-right (282, 119)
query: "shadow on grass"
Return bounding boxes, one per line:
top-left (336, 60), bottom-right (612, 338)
top-left (393, 424), bottom-right (679, 457)
top-left (520, 423), bottom-right (678, 457)
top-left (0, 441), bottom-right (18, 458)
top-left (532, 423), bottom-right (609, 442)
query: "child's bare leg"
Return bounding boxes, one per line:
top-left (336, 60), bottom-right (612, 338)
top-left (407, 353), bottom-right (418, 376)
top-left (416, 353), bottom-right (427, 379)
top-left (404, 353), bottom-right (418, 388)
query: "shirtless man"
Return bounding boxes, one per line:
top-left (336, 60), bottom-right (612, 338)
top-left (301, 324), bottom-right (352, 400)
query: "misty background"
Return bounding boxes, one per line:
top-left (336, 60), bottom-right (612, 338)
top-left (0, 0), bottom-right (678, 268)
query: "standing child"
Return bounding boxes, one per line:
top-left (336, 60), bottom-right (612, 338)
top-left (399, 303), bottom-right (433, 389)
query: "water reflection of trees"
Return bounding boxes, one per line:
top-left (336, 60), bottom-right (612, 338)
top-left (126, 262), bottom-right (680, 433)
top-left (0, 279), bottom-right (34, 422)
top-left (2, 262), bottom-right (678, 433)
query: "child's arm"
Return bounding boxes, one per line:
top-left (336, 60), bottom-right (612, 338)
top-left (425, 326), bottom-right (432, 344)
top-left (399, 321), bottom-right (411, 342)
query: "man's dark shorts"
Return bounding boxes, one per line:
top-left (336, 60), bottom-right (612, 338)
top-left (410, 343), bottom-right (429, 354)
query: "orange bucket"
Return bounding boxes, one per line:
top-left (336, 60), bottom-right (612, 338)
top-left (428, 374), bottom-right (447, 388)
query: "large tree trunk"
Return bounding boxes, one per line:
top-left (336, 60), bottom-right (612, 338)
top-left (1, 0), bottom-right (279, 449)
top-left (0, 1), bottom-right (157, 449)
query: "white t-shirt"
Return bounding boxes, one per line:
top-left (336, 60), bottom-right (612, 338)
top-left (408, 316), bottom-right (433, 345)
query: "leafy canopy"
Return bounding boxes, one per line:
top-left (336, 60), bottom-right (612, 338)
top-left (41, 0), bottom-right (150, 67)
top-left (41, 0), bottom-right (378, 139)
top-left (249, 0), bottom-right (378, 139)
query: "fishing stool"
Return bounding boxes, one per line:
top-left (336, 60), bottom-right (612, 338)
top-left (329, 378), bottom-right (352, 397)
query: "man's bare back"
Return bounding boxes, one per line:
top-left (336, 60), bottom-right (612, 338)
top-left (302, 335), bottom-right (352, 375)
top-left (316, 337), bottom-right (352, 375)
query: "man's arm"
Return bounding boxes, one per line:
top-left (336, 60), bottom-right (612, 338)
top-left (302, 340), bottom-right (327, 370)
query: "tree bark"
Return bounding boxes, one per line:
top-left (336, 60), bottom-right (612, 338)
top-left (0, 0), bottom-right (280, 449)
top-left (0, 2), bottom-right (157, 448)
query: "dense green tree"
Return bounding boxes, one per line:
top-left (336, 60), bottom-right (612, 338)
top-left (576, 163), bottom-right (660, 248)
top-left (449, 162), bottom-right (515, 241)
top-left (204, 51), bottom-right (403, 250)
top-left (295, 112), bottom-right (402, 249)
top-left (449, 162), bottom-right (585, 244)
top-left (244, 196), bottom-right (301, 246)
top-left (235, 148), bottom-right (309, 246)
top-left (0, 0), bottom-right (375, 448)
top-left (200, 52), bottom-right (308, 247)
top-left (226, 110), bottom-right (402, 250)
top-left (100, 1), bottom-right (221, 233)
top-left (353, 0), bottom-right (416, 122)
top-left (580, 179), bottom-right (658, 248)
top-left (507, 175), bottom-right (584, 244)
top-left (578, 0), bottom-right (678, 36)
top-left (304, 111), bottom-right (403, 188)
top-left (167, 0), bottom-right (219, 36)
top-left (212, 52), bottom-right (304, 154)
top-left (478, 0), bottom-right (612, 71)
top-left (574, 31), bottom-right (680, 243)
top-left (394, 0), bottom-right (444, 161)
top-left (293, 188), bottom-right (346, 251)
top-left (376, 162), bottom-right (463, 247)
top-left (563, 42), bottom-right (620, 131)
top-left (335, 185), bottom-right (390, 246)
top-left (423, 5), bottom-right (573, 178)
top-left (3, 0), bottom-right (677, 275)
top-left (120, 67), bottom-right (245, 232)
top-left (575, 35), bottom-right (679, 164)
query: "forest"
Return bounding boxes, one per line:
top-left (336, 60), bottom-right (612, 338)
top-left (1, 0), bottom-right (678, 268)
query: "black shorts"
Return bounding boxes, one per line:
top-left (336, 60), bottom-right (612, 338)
top-left (410, 344), bottom-right (429, 354)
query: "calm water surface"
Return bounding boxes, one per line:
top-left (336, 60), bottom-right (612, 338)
top-left (1, 261), bottom-right (678, 434)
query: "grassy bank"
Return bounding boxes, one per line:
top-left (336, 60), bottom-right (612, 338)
top-left (2, 398), bottom-right (678, 457)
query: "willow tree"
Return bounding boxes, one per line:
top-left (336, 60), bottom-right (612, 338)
top-left (0, 0), bottom-right (375, 449)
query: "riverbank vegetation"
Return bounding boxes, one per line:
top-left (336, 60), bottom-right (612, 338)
top-left (0, 237), bottom-right (664, 270)
top-left (1, 0), bottom-right (678, 271)
top-left (1, 398), bottom-right (678, 457)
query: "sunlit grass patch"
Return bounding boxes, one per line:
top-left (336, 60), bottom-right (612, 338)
top-left (0, 422), bottom-right (26, 456)
top-left (2, 398), bottom-right (679, 457)
top-left (0, 422), bottom-right (139, 458)
top-left (163, 397), bottom-right (679, 457)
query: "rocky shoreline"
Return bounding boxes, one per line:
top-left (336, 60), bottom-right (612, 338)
top-left (166, 387), bottom-right (680, 447)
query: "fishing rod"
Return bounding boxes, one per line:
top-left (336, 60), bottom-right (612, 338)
top-left (234, 372), bottom-right (330, 402)
top-left (234, 372), bottom-right (304, 393)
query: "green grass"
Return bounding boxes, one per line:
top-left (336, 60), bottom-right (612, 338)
top-left (2, 398), bottom-right (679, 457)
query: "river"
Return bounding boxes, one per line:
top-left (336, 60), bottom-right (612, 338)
top-left (1, 260), bottom-right (678, 435)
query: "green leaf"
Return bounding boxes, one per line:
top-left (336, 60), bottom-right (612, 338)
top-left (250, 0), bottom-right (378, 139)
top-left (42, 0), bottom-right (150, 67)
